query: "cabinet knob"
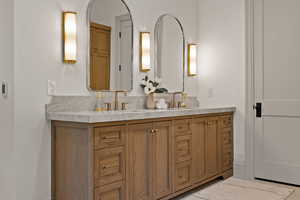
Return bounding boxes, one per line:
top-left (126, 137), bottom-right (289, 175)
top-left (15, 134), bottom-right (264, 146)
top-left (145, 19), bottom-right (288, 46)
top-left (149, 129), bottom-right (154, 135)
top-left (149, 129), bottom-right (158, 136)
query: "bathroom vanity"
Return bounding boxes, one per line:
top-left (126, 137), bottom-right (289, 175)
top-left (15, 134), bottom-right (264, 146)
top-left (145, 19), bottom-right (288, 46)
top-left (49, 107), bottom-right (234, 200)
top-left (49, 0), bottom-right (236, 199)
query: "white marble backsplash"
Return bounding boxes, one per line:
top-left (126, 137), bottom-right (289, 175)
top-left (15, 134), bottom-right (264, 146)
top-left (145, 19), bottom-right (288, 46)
top-left (46, 96), bottom-right (97, 112)
top-left (46, 94), bottom-right (200, 113)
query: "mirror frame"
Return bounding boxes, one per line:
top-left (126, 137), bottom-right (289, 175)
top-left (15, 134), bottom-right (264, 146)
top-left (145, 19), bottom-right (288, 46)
top-left (86, 0), bottom-right (134, 92)
top-left (154, 14), bottom-right (186, 93)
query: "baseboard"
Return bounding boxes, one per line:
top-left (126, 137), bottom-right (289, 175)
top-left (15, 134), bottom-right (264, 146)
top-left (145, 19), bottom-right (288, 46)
top-left (234, 161), bottom-right (246, 179)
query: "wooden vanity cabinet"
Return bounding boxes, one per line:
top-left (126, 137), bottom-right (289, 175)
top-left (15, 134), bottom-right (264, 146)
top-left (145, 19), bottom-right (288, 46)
top-left (52, 112), bottom-right (233, 200)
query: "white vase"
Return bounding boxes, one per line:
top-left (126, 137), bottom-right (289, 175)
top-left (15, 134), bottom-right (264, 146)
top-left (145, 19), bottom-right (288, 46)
top-left (146, 93), bottom-right (156, 109)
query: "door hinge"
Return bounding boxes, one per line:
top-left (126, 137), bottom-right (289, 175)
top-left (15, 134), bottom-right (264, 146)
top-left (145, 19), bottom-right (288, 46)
top-left (253, 102), bottom-right (262, 118)
top-left (119, 32), bottom-right (122, 38)
top-left (118, 65), bottom-right (122, 71)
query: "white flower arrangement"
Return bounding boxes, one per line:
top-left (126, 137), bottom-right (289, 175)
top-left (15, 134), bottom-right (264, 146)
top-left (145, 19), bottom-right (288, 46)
top-left (140, 76), bottom-right (168, 95)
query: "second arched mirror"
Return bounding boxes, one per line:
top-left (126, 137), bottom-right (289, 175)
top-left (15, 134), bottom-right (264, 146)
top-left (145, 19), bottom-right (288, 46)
top-left (154, 14), bottom-right (185, 93)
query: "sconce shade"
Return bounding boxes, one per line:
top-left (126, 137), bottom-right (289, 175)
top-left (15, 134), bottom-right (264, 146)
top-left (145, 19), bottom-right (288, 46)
top-left (63, 12), bottom-right (77, 64)
top-left (188, 44), bottom-right (197, 76)
top-left (140, 32), bottom-right (151, 72)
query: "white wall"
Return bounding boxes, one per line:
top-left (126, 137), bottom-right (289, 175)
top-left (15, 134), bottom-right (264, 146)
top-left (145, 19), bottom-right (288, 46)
top-left (197, 0), bottom-right (246, 167)
top-left (0, 0), bottom-right (15, 199)
top-left (14, 0), bottom-right (198, 199)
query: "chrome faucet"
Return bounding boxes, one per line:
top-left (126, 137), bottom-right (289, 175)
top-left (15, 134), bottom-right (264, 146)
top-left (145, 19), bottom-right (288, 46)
top-left (172, 92), bottom-right (183, 108)
top-left (114, 91), bottom-right (128, 110)
top-left (171, 92), bottom-right (187, 108)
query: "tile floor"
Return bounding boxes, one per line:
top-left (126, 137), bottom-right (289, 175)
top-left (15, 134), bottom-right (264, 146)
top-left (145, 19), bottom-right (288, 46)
top-left (174, 179), bottom-right (300, 200)
top-left (256, 180), bottom-right (300, 200)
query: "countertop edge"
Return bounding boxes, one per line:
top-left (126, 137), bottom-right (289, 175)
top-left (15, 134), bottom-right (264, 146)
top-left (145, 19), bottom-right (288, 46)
top-left (47, 107), bottom-right (236, 123)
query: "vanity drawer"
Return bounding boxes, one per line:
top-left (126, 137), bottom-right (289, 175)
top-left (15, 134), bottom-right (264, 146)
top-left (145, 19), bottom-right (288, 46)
top-left (174, 161), bottom-right (193, 191)
top-left (220, 116), bottom-right (233, 128)
top-left (94, 181), bottom-right (125, 200)
top-left (94, 126), bottom-right (126, 149)
top-left (175, 135), bottom-right (192, 163)
top-left (174, 120), bottom-right (192, 136)
top-left (94, 147), bottom-right (125, 187)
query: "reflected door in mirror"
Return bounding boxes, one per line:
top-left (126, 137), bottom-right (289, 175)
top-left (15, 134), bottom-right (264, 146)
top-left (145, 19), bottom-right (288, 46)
top-left (90, 23), bottom-right (111, 90)
top-left (116, 15), bottom-right (132, 91)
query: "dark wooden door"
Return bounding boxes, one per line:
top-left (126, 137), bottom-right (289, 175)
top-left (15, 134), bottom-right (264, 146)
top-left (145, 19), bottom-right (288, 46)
top-left (90, 23), bottom-right (111, 90)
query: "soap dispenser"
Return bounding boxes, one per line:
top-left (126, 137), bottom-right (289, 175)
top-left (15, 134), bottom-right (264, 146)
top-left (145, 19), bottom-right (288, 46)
top-left (95, 92), bottom-right (105, 112)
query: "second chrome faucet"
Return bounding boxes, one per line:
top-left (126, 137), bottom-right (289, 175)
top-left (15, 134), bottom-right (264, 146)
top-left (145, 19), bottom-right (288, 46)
top-left (104, 91), bottom-right (128, 111)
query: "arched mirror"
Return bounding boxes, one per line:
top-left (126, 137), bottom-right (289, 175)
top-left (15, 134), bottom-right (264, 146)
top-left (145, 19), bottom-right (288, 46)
top-left (87, 0), bottom-right (133, 91)
top-left (154, 14), bottom-right (185, 93)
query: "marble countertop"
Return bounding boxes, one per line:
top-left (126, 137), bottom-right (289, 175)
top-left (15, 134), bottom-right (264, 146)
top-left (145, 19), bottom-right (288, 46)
top-left (47, 106), bottom-right (236, 123)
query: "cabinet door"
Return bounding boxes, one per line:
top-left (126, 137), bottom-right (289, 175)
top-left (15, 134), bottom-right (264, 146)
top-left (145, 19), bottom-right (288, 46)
top-left (206, 117), bottom-right (220, 178)
top-left (191, 118), bottom-right (206, 183)
top-left (152, 122), bottom-right (172, 199)
top-left (128, 124), bottom-right (153, 200)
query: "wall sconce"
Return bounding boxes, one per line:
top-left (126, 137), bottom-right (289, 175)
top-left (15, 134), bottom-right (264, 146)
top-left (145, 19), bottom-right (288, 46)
top-left (140, 32), bottom-right (151, 72)
top-left (63, 12), bottom-right (77, 64)
top-left (188, 44), bottom-right (198, 76)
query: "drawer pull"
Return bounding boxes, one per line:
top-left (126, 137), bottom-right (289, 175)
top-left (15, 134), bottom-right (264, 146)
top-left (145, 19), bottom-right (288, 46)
top-left (102, 164), bottom-right (116, 170)
top-left (102, 135), bottom-right (119, 140)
